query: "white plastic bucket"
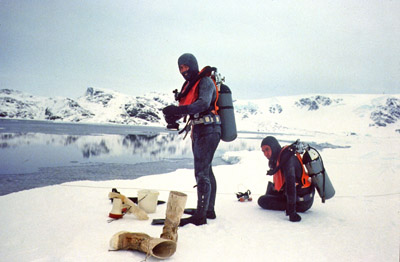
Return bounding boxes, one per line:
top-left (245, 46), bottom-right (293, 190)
top-left (137, 189), bottom-right (159, 213)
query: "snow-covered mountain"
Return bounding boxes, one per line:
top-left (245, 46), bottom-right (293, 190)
top-left (234, 94), bottom-right (400, 136)
top-left (1, 88), bottom-right (399, 135)
top-left (0, 88), bottom-right (174, 125)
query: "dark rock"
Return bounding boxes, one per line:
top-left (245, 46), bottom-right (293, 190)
top-left (370, 97), bottom-right (400, 127)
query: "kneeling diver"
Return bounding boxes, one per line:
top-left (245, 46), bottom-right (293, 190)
top-left (258, 136), bottom-right (315, 222)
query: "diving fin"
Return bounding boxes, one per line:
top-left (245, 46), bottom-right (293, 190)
top-left (151, 218), bottom-right (165, 225)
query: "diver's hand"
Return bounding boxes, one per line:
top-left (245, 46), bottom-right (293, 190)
top-left (163, 105), bottom-right (189, 116)
top-left (266, 169), bottom-right (275, 176)
top-left (163, 105), bottom-right (179, 115)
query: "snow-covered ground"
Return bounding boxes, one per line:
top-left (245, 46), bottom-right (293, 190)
top-left (0, 129), bottom-right (399, 261)
top-left (0, 90), bottom-right (399, 261)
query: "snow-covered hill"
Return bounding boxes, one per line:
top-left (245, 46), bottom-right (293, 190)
top-left (1, 88), bottom-right (399, 135)
top-left (234, 94), bottom-right (400, 136)
top-left (0, 88), bottom-right (174, 126)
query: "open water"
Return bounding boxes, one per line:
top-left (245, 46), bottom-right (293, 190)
top-left (0, 119), bottom-right (346, 196)
top-left (0, 119), bottom-right (257, 196)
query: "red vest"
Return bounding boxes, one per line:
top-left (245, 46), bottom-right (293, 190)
top-left (273, 146), bottom-right (312, 191)
top-left (178, 67), bottom-right (219, 114)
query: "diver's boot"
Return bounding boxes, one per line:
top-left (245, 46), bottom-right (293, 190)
top-left (184, 175), bottom-right (216, 220)
top-left (160, 191), bottom-right (188, 242)
top-left (179, 191), bottom-right (209, 227)
top-left (109, 231), bottom-right (176, 259)
top-left (183, 208), bottom-right (216, 219)
top-left (179, 212), bottom-right (207, 226)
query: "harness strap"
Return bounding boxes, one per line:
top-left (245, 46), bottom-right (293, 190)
top-left (272, 146), bottom-right (312, 191)
top-left (192, 115), bottom-right (221, 125)
top-left (297, 152), bottom-right (312, 188)
top-left (178, 66), bottom-right (219, 116)
top-left (297, 192), bottom-right (314, 202)
top-left (178, 118), bottom-right (192, 140)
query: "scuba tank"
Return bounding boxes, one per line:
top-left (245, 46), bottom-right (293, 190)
top-left (217, 83), bottom-right (237, 142)
top-left (302, 147), bottom-right (335, 203)
top-left (212, 69), bottom-right (237, 142)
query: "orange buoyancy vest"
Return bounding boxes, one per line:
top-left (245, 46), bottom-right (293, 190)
top-left (178, 67), bottom-right (219, 115)
top-left (273, 146), bottom-right (312, 191)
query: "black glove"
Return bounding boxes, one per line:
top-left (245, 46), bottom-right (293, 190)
top-left (289, 213), bottom-right (302, 222)
top-left (266, 169), bottom-right (275, 176)
top-left (164, 114), bottom-right (181, 130)
top-left (162, 105), bottom-right (179, 116)
top-left (286, 203), bottom-right (302, 222)
top-left (163, 105), bottom-right (188, 116)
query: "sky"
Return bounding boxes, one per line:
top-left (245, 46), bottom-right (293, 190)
top-left (1, 0), bottom-right (399, 100)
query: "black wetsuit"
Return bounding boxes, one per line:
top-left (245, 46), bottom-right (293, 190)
top-left (163, 53), bottom-right (221, 226)
top-left (258, 137), bottom-right (315, 221)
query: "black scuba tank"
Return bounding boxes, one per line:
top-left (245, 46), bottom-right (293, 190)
top-left (217, 83), bottom-right (237, 142)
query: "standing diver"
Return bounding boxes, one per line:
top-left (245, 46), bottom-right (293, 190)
top-left (162, 53), bottom-right (221, 226)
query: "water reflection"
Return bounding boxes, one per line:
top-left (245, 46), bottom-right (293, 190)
top-left (0, 120), bottom-right (349, 196)
top-left (0, 120), bottom-right (259, 195)
top-left (0, 127), bottom-right (265, 196)
top-left (82, 139), bottom-right (110, 158)
top-left (0, 132), bottom-right (195, 174)
top-left (0, 128), bottom-right (347, 176)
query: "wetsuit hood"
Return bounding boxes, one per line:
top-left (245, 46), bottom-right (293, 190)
top-left (178, 53), bottom-right (199, 81)
top-left (261, 136), bottom-right (282, 166)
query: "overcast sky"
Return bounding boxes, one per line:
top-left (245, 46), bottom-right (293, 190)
top-left (1, 0), bottom-right (399, 100)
